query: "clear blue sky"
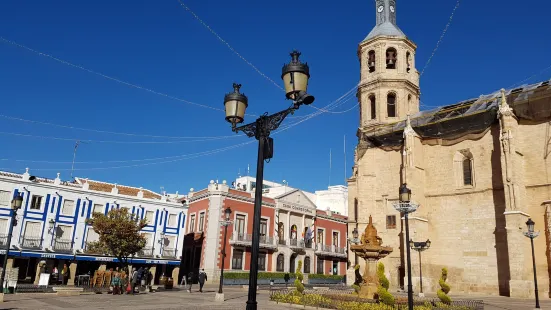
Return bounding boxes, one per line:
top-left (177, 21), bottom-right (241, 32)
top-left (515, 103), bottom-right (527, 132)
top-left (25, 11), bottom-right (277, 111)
top-left (1, 0), bottom-right (550, 194)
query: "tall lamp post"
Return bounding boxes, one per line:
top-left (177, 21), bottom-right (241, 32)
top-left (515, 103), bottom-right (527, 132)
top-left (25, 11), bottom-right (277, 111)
top-left (223, 51), bottom-right (315, 310)
top-left (524, 218), bottom-right (540, 309)
top-left (1, 194), bottom-right (23, 294)
top-left (392, 184), bottom-right (418, 310)
top-left (409, 239), bottom-right (431, 297)
top-left (216, 207), bottom-right (232, 302)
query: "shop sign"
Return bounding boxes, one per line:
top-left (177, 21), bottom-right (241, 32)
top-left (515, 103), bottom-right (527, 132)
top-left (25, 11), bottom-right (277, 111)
top-left (146, 260), bottom-right (168, 265)
top-left (41, 253), bottom-right (56, 258)
top-left (95, 257), bottom-right (114, 262)
top-left (0, 250), bottom-right (6, 255)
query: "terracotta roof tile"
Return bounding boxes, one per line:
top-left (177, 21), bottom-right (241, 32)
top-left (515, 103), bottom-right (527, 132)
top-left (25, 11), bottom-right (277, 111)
top-left (80, 179), bottom-right (162, 200)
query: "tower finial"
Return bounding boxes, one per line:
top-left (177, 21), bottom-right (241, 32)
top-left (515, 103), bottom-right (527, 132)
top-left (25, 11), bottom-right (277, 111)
top-left (232, 83), bottom-right (242, 93)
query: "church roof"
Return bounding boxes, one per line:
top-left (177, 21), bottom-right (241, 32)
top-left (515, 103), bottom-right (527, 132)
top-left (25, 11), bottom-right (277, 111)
top-left (361, 79), bottom-right (551, 148)
top-left (363, 21), bottom-right (406, 42)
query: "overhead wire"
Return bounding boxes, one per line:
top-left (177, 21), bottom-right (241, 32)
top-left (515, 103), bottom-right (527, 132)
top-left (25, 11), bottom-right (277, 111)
top-left (176, 0), bottom-right (360, 115)
top-left (419, 0), bottom-right (462, 77)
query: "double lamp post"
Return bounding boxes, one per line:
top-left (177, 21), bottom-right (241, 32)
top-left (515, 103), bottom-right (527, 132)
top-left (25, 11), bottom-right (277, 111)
top-left (223, 51), bottom-right (315, 310)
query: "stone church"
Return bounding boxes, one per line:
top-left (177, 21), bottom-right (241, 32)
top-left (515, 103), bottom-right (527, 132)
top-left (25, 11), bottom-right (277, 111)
top-left (347, 0), bottom-right (551, 298)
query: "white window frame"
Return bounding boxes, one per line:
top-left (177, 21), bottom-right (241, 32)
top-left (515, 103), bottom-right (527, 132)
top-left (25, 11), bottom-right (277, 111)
top-left (234, 213), bottom-right (248, 236)
top-left (61, 199), bottom-right (75, 216)
top-left (167, 214), bottom-right (177, 227)
top-left (145, 210), bottom-right (155, 225)
top-left (198, 212), bottom-right (205, 232)
top-left (30, 195), bottom-right (43, 211)
top-left (0, 190), bottom-right (11, 209)
top-left (188, 213), bottom-right (196, 233)
top-left (92, 204), bottom-right (104, 215)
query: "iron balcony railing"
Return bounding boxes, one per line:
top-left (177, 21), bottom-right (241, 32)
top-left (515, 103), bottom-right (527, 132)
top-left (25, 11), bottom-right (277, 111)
top-left (314, 244), bottom-right (347, 258)
top-left (21, 236), bottom-right (42, 249)
top-left (138, 247), bottom-right (155, 257)
top-left (278, 238), bottom-right (286, 245)
top-left (289, 239), bottom-right (305, 248)
top-left (162, 248), bottom-right (177, 258)
top-left (305, 239), bottom-right (313, 248)
top-left (84, 241), bottom-right (106, 254)
top-left (0, 234), bottom-right (8, 248)
top-left (53, 239), bottom-right (73, 253)
top-left (230, 234), bottom-right (276, 249)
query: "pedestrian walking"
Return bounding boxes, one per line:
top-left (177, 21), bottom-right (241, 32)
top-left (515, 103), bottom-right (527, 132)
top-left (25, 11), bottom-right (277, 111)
top-left (111, 271), bottom-right (121, 295)
top-left (61, 264), bottom-right (69, 285)
top-left (187, 271), bottom-right (194, 293)
top-left (131, 268), bottom-right (139, 295)
top-left (137, 267), bottom-right (145, 288)
top-left (198, 269), bottom-right (207, 293)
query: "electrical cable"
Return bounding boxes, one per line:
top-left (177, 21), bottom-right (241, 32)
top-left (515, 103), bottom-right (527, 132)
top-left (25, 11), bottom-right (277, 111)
top-left (419, 0), bottom-right (461, 77)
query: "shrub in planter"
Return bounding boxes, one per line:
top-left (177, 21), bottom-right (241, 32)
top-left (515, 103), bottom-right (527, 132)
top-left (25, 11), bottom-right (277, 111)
top-left (308, 274), bottom-right (345, 280)
top-left (437, 268), bottom-right (452, 304)
top-left (294, 260), bottom-right (305, 294)
top-left (376, 262), bottom-right (394, 306)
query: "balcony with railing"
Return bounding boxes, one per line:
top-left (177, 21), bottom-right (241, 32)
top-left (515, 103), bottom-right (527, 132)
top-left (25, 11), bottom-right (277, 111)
top-left (229, 233), bottom-right (277, 250)
top-left (161, 248), bottom-right (177, 258)
top-left (138, 247), bottom-right (155, 257)
top-left (84, 241), bottom-right (107, 255)
top-left (0, 234), bottom-right (8, 248)
top-left (314, 244), bottom-right (347, 258)
top-left (21, 236), bottom-right (42, 249)
top-left (53, 239), bottom-right (73, 253)
top-left (288, 238), bottom-right (306, 252)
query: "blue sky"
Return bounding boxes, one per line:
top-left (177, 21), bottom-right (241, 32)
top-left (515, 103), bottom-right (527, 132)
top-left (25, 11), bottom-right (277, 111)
top-left (0, 0), bottom-right (550, 194)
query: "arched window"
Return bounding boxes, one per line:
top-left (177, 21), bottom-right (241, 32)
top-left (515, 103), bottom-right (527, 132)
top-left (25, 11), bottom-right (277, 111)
top-left (304, 257), bottom-right (311, 274)
top-left (387, 93), bottom-right (396, 117)
top-left (290, 225), bottom-right (297, 240)
top-left (463, 158), bottom-right (473, 186)
top-left (368, 50), bottom-right (376, 73)
top-left (277, 254), bottom-right (285, 272)
top-left (386, 48), bottom-right (397, 69)
top-left (369, 95), bottom-right (376, 120)
top-left (278, 222), bottom-right (285, 245)
top-left (290, 254), bottom-right (297, 273)
top-left (406, 51), bottom-right (411, 73)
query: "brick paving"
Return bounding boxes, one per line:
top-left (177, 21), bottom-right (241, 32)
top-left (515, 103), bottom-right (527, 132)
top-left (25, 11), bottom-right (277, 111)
top-left (0, 285), bottom-right (549, 309)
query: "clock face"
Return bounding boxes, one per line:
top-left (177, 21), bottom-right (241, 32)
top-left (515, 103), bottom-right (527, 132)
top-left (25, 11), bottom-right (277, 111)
top-left (378, 5), bottom-right (384, 13)
top-left (390, 6), bottom-right (395, 12)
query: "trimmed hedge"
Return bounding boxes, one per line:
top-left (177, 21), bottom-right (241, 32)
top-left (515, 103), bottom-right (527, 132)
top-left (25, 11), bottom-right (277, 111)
top-left (308, 274), bottom-right (345, 280)
top-left (224, 272), bottom-right (297, 280)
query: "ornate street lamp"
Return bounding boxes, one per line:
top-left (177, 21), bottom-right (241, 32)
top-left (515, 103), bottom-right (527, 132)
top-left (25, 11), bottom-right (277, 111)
top-left (393, 183), bottom-right (418, 310)
top-left (216, 207), bottom-right (233, 301)
top-left (524, 218), bottom-right (540, 309)
top-left (349, 228), bottom-right (360, 245)
top-left (410, 239), bottom-right (431, 297)
top-left (223, 51), bottom-right (314, 310)
top-left (1, 194), bottom-right (23, 292)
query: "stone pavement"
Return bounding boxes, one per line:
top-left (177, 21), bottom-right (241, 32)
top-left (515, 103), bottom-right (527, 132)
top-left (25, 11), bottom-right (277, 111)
top-left (0, 285), bottom-right (549, 309)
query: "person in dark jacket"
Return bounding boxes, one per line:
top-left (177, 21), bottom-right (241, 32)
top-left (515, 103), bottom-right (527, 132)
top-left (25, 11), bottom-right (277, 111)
top-left (198, 269), bottom-right (207, 293)
top-left (187, 271), bottom-right (194, 293)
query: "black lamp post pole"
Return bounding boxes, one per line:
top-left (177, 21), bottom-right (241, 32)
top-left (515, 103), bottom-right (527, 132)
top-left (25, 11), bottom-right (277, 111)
top-left (530, 236), bottom-right (540, 309)
top-left (404, 212), bottom-right (413, 310)
top-left (0, 210), bottom-right (16, 292)
top-left (218, 222), bottom-right (230, 295)
top-left (418, 250), bottom-right (423, 295)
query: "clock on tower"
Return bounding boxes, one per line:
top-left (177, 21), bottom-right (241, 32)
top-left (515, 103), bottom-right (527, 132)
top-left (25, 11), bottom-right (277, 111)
top-left (376, 0), bottom-right (385, 25)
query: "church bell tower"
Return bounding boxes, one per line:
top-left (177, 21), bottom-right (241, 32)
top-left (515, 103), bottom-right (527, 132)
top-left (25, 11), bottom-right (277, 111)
top-left (357, 0), bottom-right (420, 130)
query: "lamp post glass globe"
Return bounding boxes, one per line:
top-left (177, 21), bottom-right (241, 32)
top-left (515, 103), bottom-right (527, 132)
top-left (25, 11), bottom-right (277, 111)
top-left (11, 195), bottom-right (23, 210)
top-left (399, 183), bottom-right (411, 203)
top-left (224, 83), bottom-right (248, 125)
top-left (425, 239), bottom-right (431, 249)
top-left (49, 219), bottom-right (55, 230)
top-left (526, 218), bottom-right (535, 233)
top-left (352, 228), bottom-right (359, 240)
top-left (409, 239), bottom-right (414, 249)
top-left (281, 51), bottom-right (313, 104)
top-left (224, 207), bottom-right (232, 221)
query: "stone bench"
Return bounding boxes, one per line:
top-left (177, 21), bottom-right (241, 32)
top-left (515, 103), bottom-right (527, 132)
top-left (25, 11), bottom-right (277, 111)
top-left (52, 287), bottom-right (84, 296)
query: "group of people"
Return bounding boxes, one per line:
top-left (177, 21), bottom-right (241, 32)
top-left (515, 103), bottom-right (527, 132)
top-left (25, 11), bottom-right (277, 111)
top-left (110, 267), bottom-right (153, 295)
top-left (185, 269), bottom-right (207, 293)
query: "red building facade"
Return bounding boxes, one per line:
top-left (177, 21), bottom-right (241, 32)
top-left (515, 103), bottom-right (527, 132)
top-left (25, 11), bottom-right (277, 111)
top-left (183, 181), bottom-right (348, 283)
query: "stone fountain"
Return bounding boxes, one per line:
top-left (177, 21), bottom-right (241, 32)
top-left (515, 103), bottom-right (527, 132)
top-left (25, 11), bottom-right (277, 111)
top-left (350, 215), bottom-right (393, 298)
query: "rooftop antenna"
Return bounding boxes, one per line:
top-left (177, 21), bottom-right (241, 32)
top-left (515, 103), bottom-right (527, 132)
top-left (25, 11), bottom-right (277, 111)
top-left (238, 168), bottom-right (241, 178)
top-left (160, 186), bottom-right (165, 195)
top-left (247, 164), bottom-right (250, 177)
top-left (70, 140), bottom-right (80, 180)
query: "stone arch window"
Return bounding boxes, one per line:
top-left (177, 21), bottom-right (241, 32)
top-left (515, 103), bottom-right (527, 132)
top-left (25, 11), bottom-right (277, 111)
top-left (304, 256), bottom-right (311, 273)
top-left (454, 150), bottom-right (475, 187)
top-left (386, 48), bottom-right (397, 69)
top-left (387, 92), bottom-right (397, 117)
top-left (276, 254), bottom-right (285, 272)
top-left (369, 95), bottom-right (376, 120)
top-left (368, 50), bottom-right (376, 73)
top-left (406, 51), bottom-right (411, 73)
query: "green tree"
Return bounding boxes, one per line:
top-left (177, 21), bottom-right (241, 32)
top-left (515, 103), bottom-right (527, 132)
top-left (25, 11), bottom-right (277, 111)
top-left (87, 208), bottom-right (147, 270)
top-left (437, 268), bottom-right (452, 304)
top-left (376, 262), bottom-right (394, 305)
top-left (294, 260), bottom-right (305, 294)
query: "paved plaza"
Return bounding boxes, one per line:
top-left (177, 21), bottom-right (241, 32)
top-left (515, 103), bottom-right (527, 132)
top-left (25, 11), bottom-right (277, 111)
top-left (0, 285), bottom-right (549, 309)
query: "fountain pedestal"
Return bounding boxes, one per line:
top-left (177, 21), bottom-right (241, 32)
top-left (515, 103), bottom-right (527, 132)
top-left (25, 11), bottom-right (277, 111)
top-left (350, 215), bottom-right (393, 299)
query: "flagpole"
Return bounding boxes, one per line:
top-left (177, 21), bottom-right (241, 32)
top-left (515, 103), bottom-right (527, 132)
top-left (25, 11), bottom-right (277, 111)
top-left (329, 148), bottom-right (332, 187)
top-left (344, 135), bottom-right (346, 185)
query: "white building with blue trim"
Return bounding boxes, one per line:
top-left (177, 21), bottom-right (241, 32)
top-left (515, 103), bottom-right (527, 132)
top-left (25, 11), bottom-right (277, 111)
top-left (0, 168), bottom-right (187, 285)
